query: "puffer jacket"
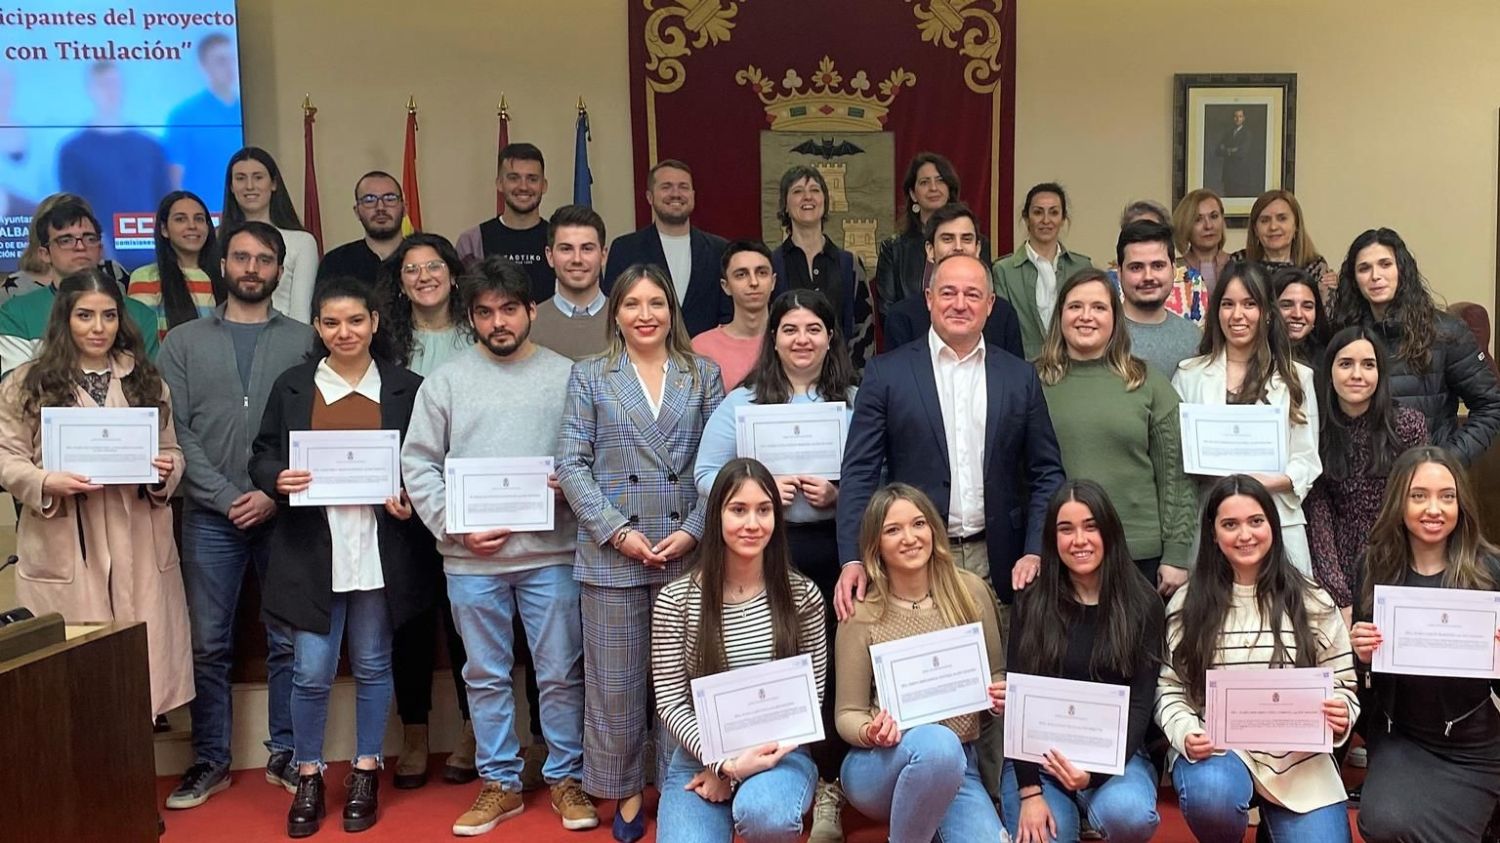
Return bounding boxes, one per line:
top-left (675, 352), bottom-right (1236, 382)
top-left (1370, 310), bottom-right (1500, 466)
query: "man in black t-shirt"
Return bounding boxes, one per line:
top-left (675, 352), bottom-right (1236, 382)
top-left (456, 142), bottom-right (552, 302)
top-left (316, 170), bottom-right (406, 285)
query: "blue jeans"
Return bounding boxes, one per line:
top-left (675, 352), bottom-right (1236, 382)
top-left (180, 507), bottom-right (294, 767)
top-left (447, 563), bottom-right (584, 787)
top-left (290, 589), bottom-right (393, 767)
top-left (1171, 751), bottom-right (1352, 843)
top-left (1000, 752), bottom-right (1160, 843)
top-left (841, 724), bottom-right (1002, 843)
top-left (657, 745), bottom-right (816, 843)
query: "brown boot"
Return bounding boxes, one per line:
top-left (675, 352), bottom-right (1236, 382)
top-left (444, 719), bottom-right (479, 784)
top-left (520, 741), bottom-right (548, 792)
top-left (393, 723), bottom-right (429, 789)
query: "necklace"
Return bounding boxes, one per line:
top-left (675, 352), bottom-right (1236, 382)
top-left (892, 590), bottom-right (932, 610)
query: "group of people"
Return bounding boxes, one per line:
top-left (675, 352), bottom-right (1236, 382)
top-left (3, 140), bottom-right (1499, 843)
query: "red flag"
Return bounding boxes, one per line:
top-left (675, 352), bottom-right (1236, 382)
top-left (302, 98), bottom-right (323, 256)
top-left (402, 99), bottom-right (422, 234)
top-left (496, 97), bottom-right (510, 215)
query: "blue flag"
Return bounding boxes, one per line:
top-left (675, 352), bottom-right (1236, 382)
top-left (573, 109), bottom-right (592, 207)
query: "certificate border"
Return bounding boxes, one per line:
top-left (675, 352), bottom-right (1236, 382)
top-left (883, 641), bottom-right (992, 727)
top-left (1388, 605), bottom-right (1499, 673)
top-left (449, 469), bottom-right (554, 533)
top-left (694, 660), bottom-right (824, 763)
top-left (1218, 686), bottom-right (1330, 751)
top-left (734, 402), bottom-right (848, 480)
top-left (1017, 693), bottom-right (1126, 770)
top-left (289, 430), bottom-right (401, 507)
top-left (1373, 585), bottom-right (1500, 679)
top-left (52, 419), bottom-right (159, 483)
top-left (1186, 416), bottom-right (1287, 476)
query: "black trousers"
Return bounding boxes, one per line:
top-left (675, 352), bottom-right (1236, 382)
top-left (392, 592), bottom-right (474, 725)
top-left (785, 518), bottom-right (847, 783)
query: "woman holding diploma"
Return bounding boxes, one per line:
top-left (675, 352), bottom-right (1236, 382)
top-left (1172, 261), bottom-right (1321, 573)
top-left (1305, 326), bottom-right (1427, 621)
top-left (1155, 474), bottom-right (1358, 842)
top-left (0, 268), bottom-right (190, 719)
top-left (250, 277), bottom-right (437, 837)
top-left (556, 264), bottom-right (724, 842)
top-left (1351, 447), bottom-right (1500, 843)
top-left (834, 483), bottom-right (1006, 842)
top-left (996, 480), bottom-right (1164, 843)
top-left (651, 458), bottom-right (828, 842)
top-left (1035, 268), bottom-right (1197, 595)
top-left (692, 288), bottom-right (857, 832)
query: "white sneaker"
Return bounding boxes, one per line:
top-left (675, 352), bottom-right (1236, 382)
top-left (808, 778), bottom-right (845, 842)
top-left (1348, 745), bottom-right (1368, 768)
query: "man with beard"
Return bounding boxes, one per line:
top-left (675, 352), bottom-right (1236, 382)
top-left (402, 255), bottom-right (596, 835)
top-left (457, 143), bottom-right (554, 302)
top-left (1117, 220), bottom-right (1201, 377)
top-left (530, 204), bottom-right (610, 360)
top-left (603, 158), bottom-right (729, 336)
top-left (316, 171), bottom-right (406, 285)
top-left (161, 220), bottom-right (316, 810)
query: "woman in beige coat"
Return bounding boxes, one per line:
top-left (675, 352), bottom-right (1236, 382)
top-left (0, 269), bottom-right (191, 717)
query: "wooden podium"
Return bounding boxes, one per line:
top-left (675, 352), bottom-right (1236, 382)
top-left (0, 622), bottom-right (156, 842)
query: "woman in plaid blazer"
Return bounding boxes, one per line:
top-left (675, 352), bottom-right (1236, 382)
top-left (557, 263), bottom-right (725, 842)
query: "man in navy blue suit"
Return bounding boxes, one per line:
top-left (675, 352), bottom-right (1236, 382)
top-left (602, 159), bottom-right (729, 337)
top-left (835, 252), bottom-right (1065, 617)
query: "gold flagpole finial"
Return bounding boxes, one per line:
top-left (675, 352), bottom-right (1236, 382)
top-left (498, 94), bottom-right (509, 119)
top-left (302, 94), bottom-right (316, 116)
top-left (577, 95), bottom-right (587, 114)
top-left (406, 95), bottom-right (416, 113)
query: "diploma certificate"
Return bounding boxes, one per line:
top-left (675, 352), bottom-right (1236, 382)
top-left (41, 406), bottom-right (159, 485)
top-left (1371, 585), bottom-right (1500, 679)
top-left (690, 654), bottom-right (824, 764)
top-left (1179, 403), bottom-right (1288, 476)
top-left (288, 429), bottom-right (401, 507)
top-left (444, 457), bottom-right (555, 534)
top-left (869, 622), bottom-right (992, 731)
top-left (1204, 667), bottom-right (1333, 753)
top-left (1003, 673), bottom-right (1129, 776)
top-left (735, 402), bottom-right (847, 479)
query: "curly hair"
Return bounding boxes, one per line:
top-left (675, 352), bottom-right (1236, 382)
top-left (1328, 228), bottom-right (1438, 374)
top-left (375, 233), bottom-right (466, 367)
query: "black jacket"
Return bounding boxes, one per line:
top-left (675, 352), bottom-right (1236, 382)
top-left (603, 224), bottom-right (730, 338)
top-left (872, 228), bottom-right (992, 319)
top-left (250, 358), bottom-right (439, 634)
top-left (1369, 311), bottom-right (1500, 467)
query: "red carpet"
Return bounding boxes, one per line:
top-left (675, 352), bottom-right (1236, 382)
top-left (156, 761), bottom-right (1366, 842)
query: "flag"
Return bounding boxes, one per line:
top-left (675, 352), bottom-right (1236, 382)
top-left (573, 100), bottom-right (592, 207)
top-left (401, 98), bottom-right (422, 235)
top-left (496, 97), bottom-right (510, 215)
top-left (301, 97), bottom-right (324, 256)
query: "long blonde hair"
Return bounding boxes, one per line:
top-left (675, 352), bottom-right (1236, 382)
top-left (1035, 268), bottom-right (1146, 391)
top-left (857, 483), bottom-right (980, 627)
top-left (603, 263), bottom-right (699, 386)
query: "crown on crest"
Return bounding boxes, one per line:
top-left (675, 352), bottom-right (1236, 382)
top-left (736, 57), bottom-right (916, 132)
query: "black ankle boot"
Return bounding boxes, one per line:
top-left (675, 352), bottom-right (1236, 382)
top-left (343, 768), bottom-right (380, 833)
top-left (286, 772), bottom-right (325, 838)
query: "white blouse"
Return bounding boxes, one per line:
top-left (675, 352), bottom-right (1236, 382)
top-left (314, 359), bottom-right (385, 593)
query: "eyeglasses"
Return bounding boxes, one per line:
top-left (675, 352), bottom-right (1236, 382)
top-left (357, 192), bottom-right (402, 208)
top-left (48, 233), bottom-right (102, 249)
top-left (401, 260), bottom-right (447, 277)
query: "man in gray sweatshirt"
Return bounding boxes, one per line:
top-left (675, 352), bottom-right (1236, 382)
top-left (401, 256), bottom-right (597, 835)
top-left (161, 221), bottom-right (315, 809)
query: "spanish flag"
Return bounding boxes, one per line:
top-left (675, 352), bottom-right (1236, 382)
top-left (302, 96), bottom-right (324, 256)
top-left (401, 97), bottom-right (422, 235)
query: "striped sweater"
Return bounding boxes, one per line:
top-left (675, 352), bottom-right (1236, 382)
top-left (651, 569), bottom-right (828, 766)
top-left (1155, 581), bottom-right (1359, 813)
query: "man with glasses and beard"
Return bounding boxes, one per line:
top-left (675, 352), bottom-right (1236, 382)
top-left (316, 171), bottom-right (407, 286)
top-left (161, 220), bottom-right (316, 811)
top-left (457, 143), bottom-right (554, 302)
top-left (402, 255), bottom-right (596, 835)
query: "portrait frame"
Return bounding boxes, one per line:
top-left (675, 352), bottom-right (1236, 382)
top-left (1173, 73), bottom-right (1297, 223)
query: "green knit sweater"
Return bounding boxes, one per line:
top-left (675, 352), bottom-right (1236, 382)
top-left (1039, 358), bottom-right (1196, 569)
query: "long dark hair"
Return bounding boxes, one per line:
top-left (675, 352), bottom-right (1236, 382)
top-left (1360, 447), bottom-right (1497, 615)
top-left (1171, 475), bottom-right (1322, 708)
top-left (375, 233), bottom-right (466, 368)
top-left (741, 289), bottom-right (857, 404)
top-left (21, 269), bottom-right (165, 420)
top-left (1318, 325), bottom-right (1404, 482)
top-left (689, 459), bottom-right (801, 678)
top-left (221, 147), bottom-right (305, 231)
top-left (1196, 260), bottom-right (1307, 424)
top-left (1329, 227), bottom-right (1438, 374)
top-left (899, 152), bottom-right (961, 234)
top-left (152, 191), bottom-right (225, 329)
top-left (1014, 481), bottom-right (1161, 679)
top-left (1271, 266), bottom-right (1329, 364)
top-left (307, 276), bottom-right (398, 365)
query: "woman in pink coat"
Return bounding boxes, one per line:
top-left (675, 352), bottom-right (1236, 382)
top-left (0, 268), bottom-right (191, 718)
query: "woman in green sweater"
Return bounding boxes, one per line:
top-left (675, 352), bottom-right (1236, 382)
top-left (1035, 267), bottom-right (1197, 596)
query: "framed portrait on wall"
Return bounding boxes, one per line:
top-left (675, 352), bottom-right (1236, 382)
top-left (1173, 73), bottom-right (1297, 221)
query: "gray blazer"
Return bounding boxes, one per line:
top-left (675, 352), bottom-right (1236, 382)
top-left (557, 352), bottom-right (724, 588)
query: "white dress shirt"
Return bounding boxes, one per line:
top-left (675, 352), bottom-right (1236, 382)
top-left (630, 357), bottom-right (670, 418)
top-left (928, 329), bottom-right (988, 537)
top-left (1026, 239), bottom-right (1065, 329)
top-left (314, 359), bottom-right (386, 592)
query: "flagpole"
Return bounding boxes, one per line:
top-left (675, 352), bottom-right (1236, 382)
top-left (496, 94), bottom-right (510, 216)
top-left (402, 95), bottom-right (423, 234)
top-left (574, 95), bottom-right (592, 207)
top-left (301, 94), bottom-right (324, 256)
